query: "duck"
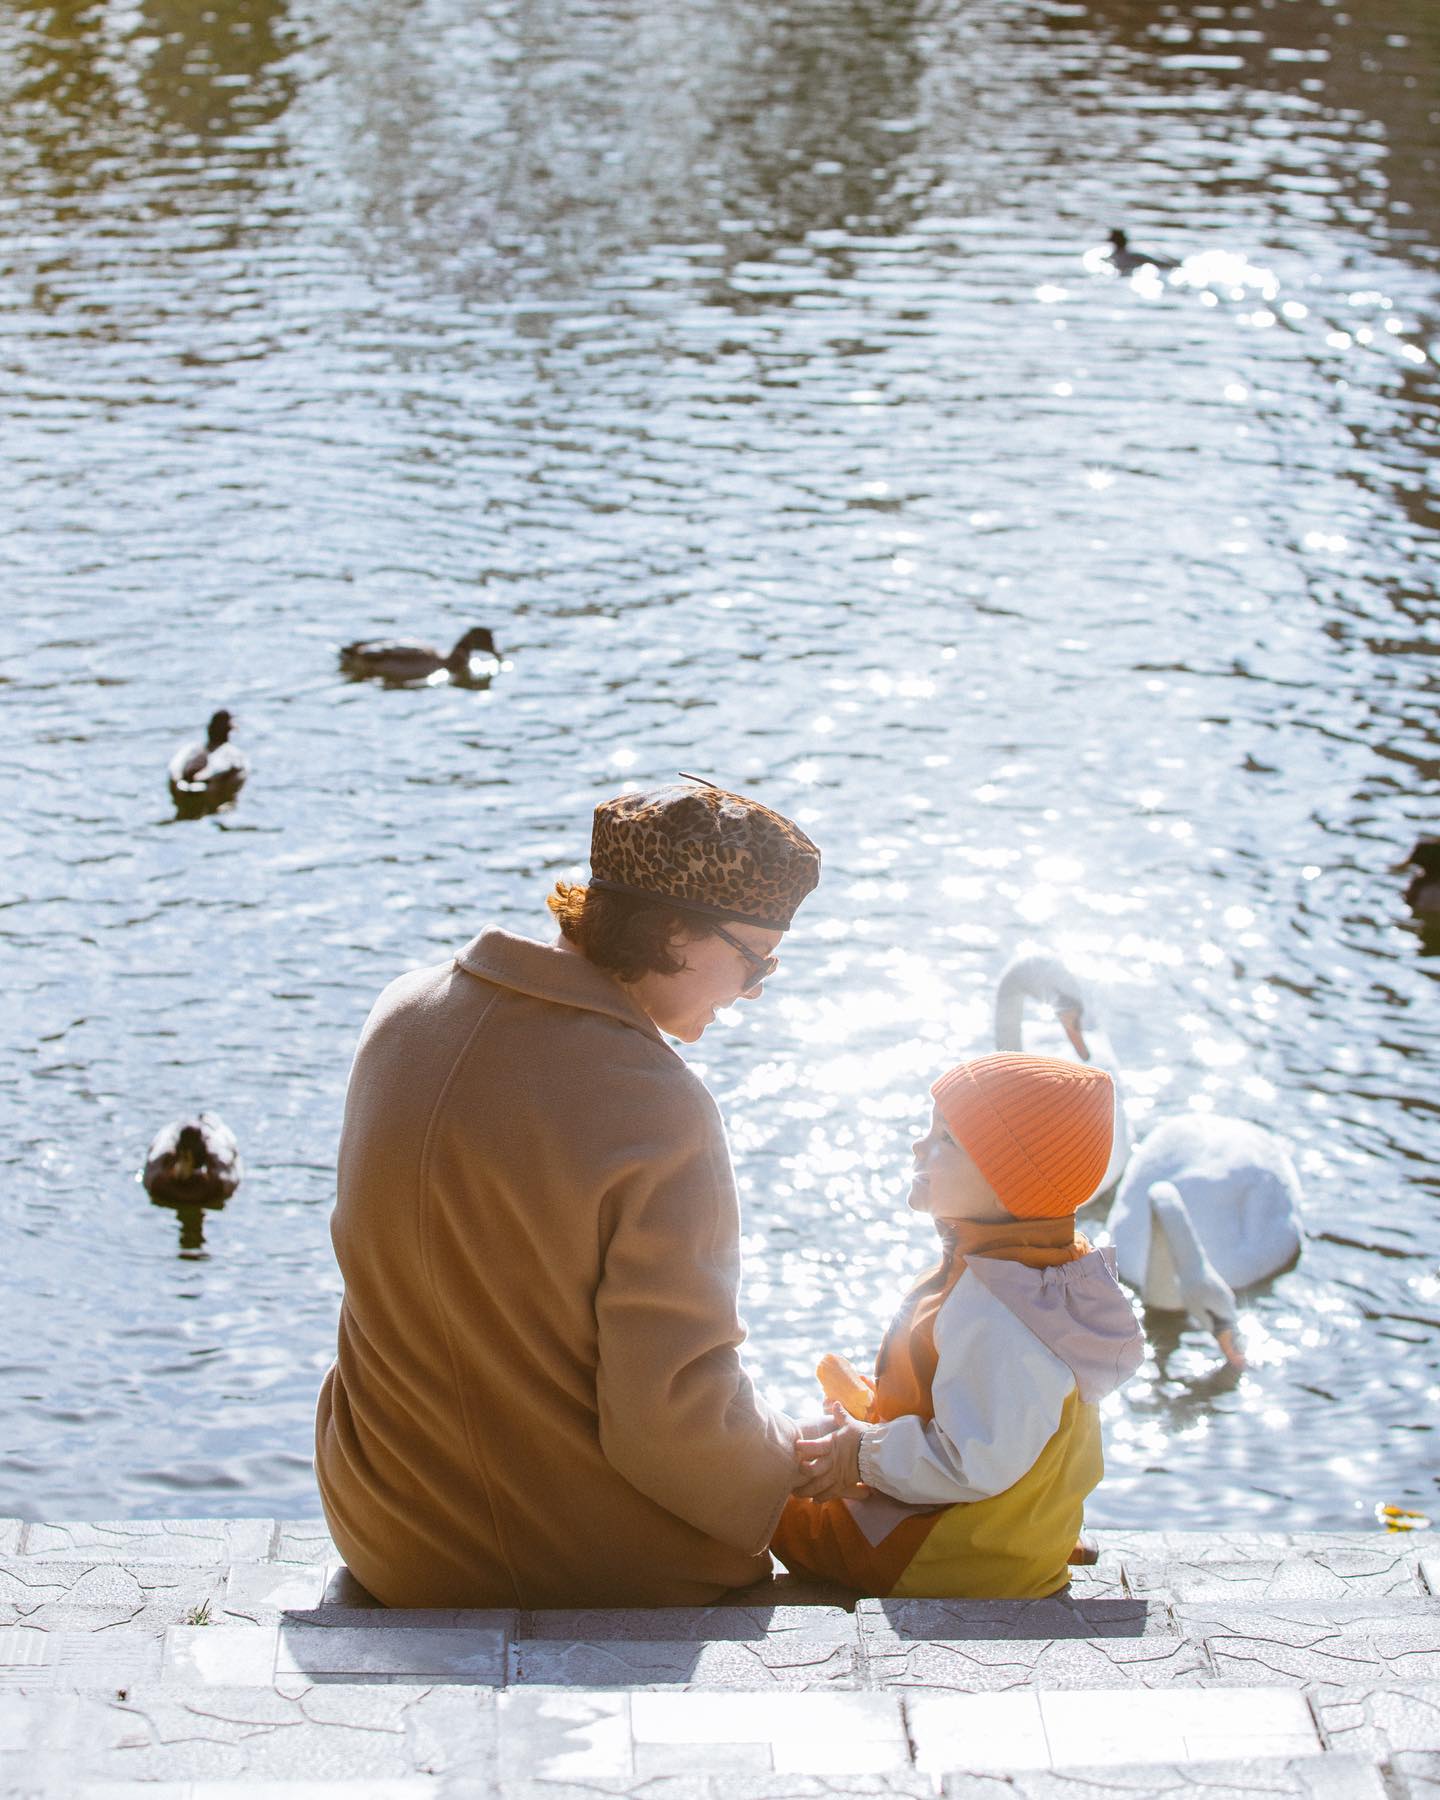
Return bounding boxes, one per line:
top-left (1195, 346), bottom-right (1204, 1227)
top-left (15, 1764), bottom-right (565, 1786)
top-left (168, 710), bottom-right (248, 815)
top-left (993, 948), bottom-right (1132, 1199)
top-left (142, 1112), bottom-right (243, 1204)
top-left (1102, 228), bottom-right (1180, 276)
top-left (1400, 839), bottom-right (1440, 919)
top-left (1106, 1113), bottom-right (1304, 1370)
top-left (339, 626), bottom-right (501, 686)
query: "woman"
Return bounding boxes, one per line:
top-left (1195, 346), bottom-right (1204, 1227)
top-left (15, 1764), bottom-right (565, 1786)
top-left (315, 778), bottom-right (822, 1606)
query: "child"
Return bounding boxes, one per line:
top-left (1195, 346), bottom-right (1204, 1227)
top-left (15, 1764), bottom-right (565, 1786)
top-left (773, 1052), bottom-right (1144, 1599)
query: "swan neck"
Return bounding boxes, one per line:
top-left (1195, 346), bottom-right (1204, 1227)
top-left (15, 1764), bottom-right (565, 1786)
top-left (1149, 1186), bottom-right (1213, 1294)
top-left (994, 978), bottom-right (1025, 1052)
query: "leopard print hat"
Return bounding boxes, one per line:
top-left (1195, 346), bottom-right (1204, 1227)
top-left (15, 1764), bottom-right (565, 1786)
top-left (589, 779), bottom-right (821, 930)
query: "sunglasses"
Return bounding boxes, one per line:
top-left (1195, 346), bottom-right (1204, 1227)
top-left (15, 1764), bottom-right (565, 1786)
top-left (709, 923), bottom-right (779, 989)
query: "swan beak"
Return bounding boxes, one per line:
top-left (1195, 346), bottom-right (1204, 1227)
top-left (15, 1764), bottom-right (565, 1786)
top-left (1216, 1326), bottom-right (1247, 1371)
top-left (1059, 1008), bottom-right (1091, 1061)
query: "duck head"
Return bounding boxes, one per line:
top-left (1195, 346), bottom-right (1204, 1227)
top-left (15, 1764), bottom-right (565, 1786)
top-left (166, 1124), bottom-right (208, 1188)
top-left (206, 710), bottom-right (234, 749)
top-left (1401, 840), bottom-right (1440, 915)
top-left (1108, 228), bottom-right (1128, 254)
top-left (449, 627), bottom-right (500, 663)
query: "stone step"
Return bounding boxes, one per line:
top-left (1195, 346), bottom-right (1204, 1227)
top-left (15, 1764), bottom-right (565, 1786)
top-left (5, 1683), bottom-right (1436, 1791)
top-left (1, 1521), bottom-right (1435, 1793)
top-left (6, 1606), bottom-right (1439, 1694)
top-left (0, 1682), bottom-right (1348, 1784)
top-left (41, 1763), bottom-right (1401, 1800)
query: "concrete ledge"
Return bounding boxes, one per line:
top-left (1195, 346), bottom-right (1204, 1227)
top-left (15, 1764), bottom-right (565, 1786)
top-left (0, 1523), bottom-right (1435, 1794)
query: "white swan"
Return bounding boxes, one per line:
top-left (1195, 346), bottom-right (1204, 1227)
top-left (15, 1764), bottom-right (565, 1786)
top-left (994, 949), bottom-right (1132, 1199)
top-left (1107, 1114), bottom-right (1304, 1368)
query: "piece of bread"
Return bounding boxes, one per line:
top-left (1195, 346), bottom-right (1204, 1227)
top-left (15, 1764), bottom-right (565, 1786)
top-left (816, 1352), bottom-right (875, 1421)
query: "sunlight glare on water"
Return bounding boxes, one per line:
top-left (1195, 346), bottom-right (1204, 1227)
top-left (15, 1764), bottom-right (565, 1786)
top-left (0, 0), bottom-right (1436, 1528)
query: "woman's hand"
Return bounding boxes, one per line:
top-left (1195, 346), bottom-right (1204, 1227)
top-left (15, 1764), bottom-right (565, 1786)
top-left (792, 1401), bottom-right (870, 1501)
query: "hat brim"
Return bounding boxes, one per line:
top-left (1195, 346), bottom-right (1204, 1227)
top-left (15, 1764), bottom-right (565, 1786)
top-left (587, 877), bottom-right (791, 933)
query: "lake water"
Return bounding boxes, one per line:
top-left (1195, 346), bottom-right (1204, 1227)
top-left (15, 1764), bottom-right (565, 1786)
top-left (1, 0), bottom-right (1436, 1531)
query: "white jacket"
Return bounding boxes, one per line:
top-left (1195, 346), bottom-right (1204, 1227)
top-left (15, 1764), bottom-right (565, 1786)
top-left (857, 1246), bottom-right (1144, 1509)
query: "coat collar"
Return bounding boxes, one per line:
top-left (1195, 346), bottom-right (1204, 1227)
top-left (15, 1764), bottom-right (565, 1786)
top-left (455, 926), bottom-right (666, 1044)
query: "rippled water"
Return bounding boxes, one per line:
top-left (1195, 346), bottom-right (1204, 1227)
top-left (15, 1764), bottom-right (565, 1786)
top-left (1, 0), bottom-right (1436, 1530)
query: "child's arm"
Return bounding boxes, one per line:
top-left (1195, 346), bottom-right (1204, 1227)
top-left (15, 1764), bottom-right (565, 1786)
top-left (857, 1279), bottom-right (1074, 1506)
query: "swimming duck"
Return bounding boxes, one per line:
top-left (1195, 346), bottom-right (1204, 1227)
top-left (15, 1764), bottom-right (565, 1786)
top-left (1103, 228), bottom-right (1180, 276)
top-left (1400, 839), bottom-right (1440, 918)
top-left (142, 1113), bottom-right (243, 1204)
top-left (1107, 1114), bottom-right (1304, 1371)
top-left (168, 710), bottom-right (248, 815)
top-left (993, 948), bottom-right (1133, 1199)
top-left (339, 626), bottom-right (501, 686)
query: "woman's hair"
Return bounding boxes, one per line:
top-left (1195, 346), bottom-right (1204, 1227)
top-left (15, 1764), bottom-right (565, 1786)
top-left (547, 882), bottom-right (701, 982)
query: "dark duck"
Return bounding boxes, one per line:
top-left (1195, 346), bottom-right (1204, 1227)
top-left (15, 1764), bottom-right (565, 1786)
top-left (169, 710), bottom-right (248, 816)
top-left (1104, 227), bottom-right (1180, 275)
top-left (339, 625), bottom-right (501, 687)
top-left (142, 1113), bottom-right (243, 1204)
top-left (1401, 840), bottom-right (1440, 921)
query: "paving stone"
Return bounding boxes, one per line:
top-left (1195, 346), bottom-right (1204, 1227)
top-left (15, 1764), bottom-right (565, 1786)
top-left (0, 1559), bottom-right (222, 1634)
top-left (1311, 1680), bottom-right (1440, 1761)
top-left (492, 1781), bottom-right (935, 1800)
top-left (938, 1752), bottom-right (1387, 1798)
top-left (860, 1594), bottom-right (1172, 1646)
top-left (67, 1681), bottom-right (428, 1782)
top-left (512, 1635), bottom-right (857, 1688)
top-left (910, 1687), bottom-right (1321, 1772)
top-left (1059, 1558), bottom-right (1129, 1601)
top-left (909, 1690), bottom-right (1051, 1771)
top-left (221, 1561), bottom-right (330, 1622)
top-left (318, 1563), bottom-right (381, 1609)
top-left (163, 1625), bottom-right (280, 1687)
top-left (1176, 1598), bottom-right (1440, 1643)
top-left (1392, 1751), bottom-right (1440, 1798)
top-left (496, 1690), bottom-right (908, 1780)
top-left (1122, 1547), bottom-right (1420, 1603)
top-left (631, 1691), bottom-right (909, 1775)
top-left (22, 1521), bottom-right (273, 1566)
top-left (497, 1689), bottom-right (631, 1780)
top-left (0, 1523), bottom-right (22, 1558)
top-left (1, 1626), bottom-right (165, 1692)
top-left (1289, 1536), bottom-right (1427, 1592)
top-left (282, 1605), bottom-right (515, 1632)
top-left (275, 1623), bottom-right (507, 1684)
top-left (76, 1786), bottom-right (433, 1798)
top-left (521, 1604), bottom-right (858, 1644)
top-left (870, 1632), bottom-right (1210, 1690)
top-left (1205, 1629), bottom-right (1419, 1687)
top-left (0, 1628), bottom-right (50, 1683)
top-left (402, 1684), bottom-right (498, 1778)
top-left (1046, 1686), bottom-right (1321, 1766)
top-left (1422, 1558), bottom-right (1440, 1598)
top-left (271, 1520), bottom-right (340, 1565)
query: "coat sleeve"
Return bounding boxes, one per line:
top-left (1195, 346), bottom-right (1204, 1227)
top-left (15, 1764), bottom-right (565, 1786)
top-left (857, 1272), bottom-right (1075, 1505)
top-left (593, 1076), bottom-right (797, 1554)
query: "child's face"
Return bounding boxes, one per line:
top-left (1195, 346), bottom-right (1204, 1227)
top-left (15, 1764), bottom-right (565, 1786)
top-left (909, 1103), bottom-right (1010, 1223)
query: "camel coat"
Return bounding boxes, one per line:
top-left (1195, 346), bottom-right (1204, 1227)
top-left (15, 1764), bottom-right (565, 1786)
top-left (315, 926), bottom-right (797, 1607)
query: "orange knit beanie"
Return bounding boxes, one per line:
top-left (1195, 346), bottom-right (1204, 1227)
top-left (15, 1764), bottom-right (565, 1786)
top-left (930, 1052), bottom-right (1114, 1220)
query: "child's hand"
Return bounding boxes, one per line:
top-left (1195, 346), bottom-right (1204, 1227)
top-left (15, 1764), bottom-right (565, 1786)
top-left (792, 1401), bottom-right (869, 1502)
